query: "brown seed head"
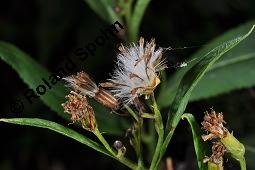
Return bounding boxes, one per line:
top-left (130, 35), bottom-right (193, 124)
top-left (63, 71), bottom-right (99, 97)
top-left (204, 142), bottom-right (226, 165)
top-left (201, 109), bottom-right (228, 141)
top-left (62, 91), bottom-right (96, 131)
top-left (64, 71), bottom-right (119, 110)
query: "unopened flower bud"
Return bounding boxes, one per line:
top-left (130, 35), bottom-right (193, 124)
top-left (113, 140), bottom-right (126, 158)
top-left (114, 140), bottom-right (123, 150)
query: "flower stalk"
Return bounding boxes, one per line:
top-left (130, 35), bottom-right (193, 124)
top-left (93, 128), bottom-right (138, 170)
top-left (208, 161), bottom-right (223, 170)
top-left (149, 94), bottom-right (164, 170)
top-left (125, 106), bottom-right (145, 169)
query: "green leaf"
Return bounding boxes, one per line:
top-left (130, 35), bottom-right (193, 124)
top-left (156, 25), bottom-right (255, 167)
top-left (182, 113), bottom-right (209, 170)
top-left (128, 0), bottom-right (151, 41)
top-left (166, 24), bottom-right (255, 130)
top-left (0, 41), bottom-right (127, 135)
top-left (83, 0), bottom-right (109, 22)
top-left (0, 118), bottom-right (111, 156)
top-left (0, 41), bottom-right (68, 118)
top-left (158, 21), bottom-right (255, 107)
top-left (83, 0), bottom-right (121, 24)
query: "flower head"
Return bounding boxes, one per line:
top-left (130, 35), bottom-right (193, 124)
top-left (62, 91), bottom-right (96, 130)
top-left (63, 71), bottom-right (99, 97)
top-left (201, 109), bottom-right (246, 166)
top-left (204, 142), bottom-right (226, 165)
top-left (63, 71), bottom-right (119, 110)
top-left (201, 109), bottom-right (228, 141)
top-left (102, 37), bottom-right (167, 105)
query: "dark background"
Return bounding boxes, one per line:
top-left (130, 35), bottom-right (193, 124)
top-left (0, 0), bottom-right (255, 169)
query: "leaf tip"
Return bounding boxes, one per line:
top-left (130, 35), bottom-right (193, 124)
top-left (0, 118), bottom-right (8, 122)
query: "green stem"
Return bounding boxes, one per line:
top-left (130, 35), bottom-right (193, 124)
top-left (93, 128), bottom-right (115, 155)
top-left (125, 105), bottom-right (139, 122)
top-left (137, 117), bottom-right (145, 169)
top-left (124, 0), bottom-right (133, 26)
top-left (141, 113), bottom-right (155, 119)
top-left (93, 128), bottom-right (138, 169)
top-left (142, 121), bottom-right (156, 162)
top-left (100, 0), bottom-right (122, 24)
top-left (239, 157), bottom-right (246, 170)
top-left (154, 111), bottom-right (181, 167)
top-left (149, 94), bottom-right (164, 170)
top-left (125, 106), bottom-right (145, 169)
top-left (208, 161), bottom-right (223, 170)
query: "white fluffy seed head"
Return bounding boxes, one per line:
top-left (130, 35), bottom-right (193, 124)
top-left (107, 37), bottom-right (167, 105)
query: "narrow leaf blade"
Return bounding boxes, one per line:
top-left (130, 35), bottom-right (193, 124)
top-left (182, 113), bottom-right (209, 170)
top-left (0, 118), bottom-right (111, 156)
top-left (168, 25), bottom-right (255, 128)
top-left (0, 41), bottom-right (67, 118)
top-left (158, 21), bottom-right (255, 107)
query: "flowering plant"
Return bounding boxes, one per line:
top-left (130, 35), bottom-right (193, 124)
top-left (0, 1), bottom-right (255, 169)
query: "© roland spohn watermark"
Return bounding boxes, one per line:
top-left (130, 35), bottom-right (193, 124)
top-left (9, 21), bottom-right (124, 114)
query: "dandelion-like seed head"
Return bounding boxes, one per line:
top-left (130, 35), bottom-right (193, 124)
top-left (62, 91), bottom-right (96, 130)
top-left (201, 109), bottom-right (228, 141)
top-left (105, 37), bottom-right (167, 105)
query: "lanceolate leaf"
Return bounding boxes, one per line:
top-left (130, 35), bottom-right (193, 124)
top-left (190, 24), bottom-right (255, 101)
top-left (0, 41), bottom-right (67, 118)
top-left (158, 21), bottom-right (255, 108)
top-left (156, 25), bottom-right (255, 167)
top-left (0, 118), bottom-right (111, 156)
top-left (182, 113), bottom-right (209, 170)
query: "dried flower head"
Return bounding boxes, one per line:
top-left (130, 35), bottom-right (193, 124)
top-left (204, 142), bottom-right (226, 165)
top-left (102, 37), bottom-right (167, 105)
top-left (62, 91), bottom-right (96, 130)
top-left (63, 71), bottom-right (119, 110)
top-left (201, 109), bottom-right (228, 141)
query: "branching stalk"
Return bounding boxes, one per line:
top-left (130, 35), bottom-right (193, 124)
top-left (93, 128), bottom-right (138, 169)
